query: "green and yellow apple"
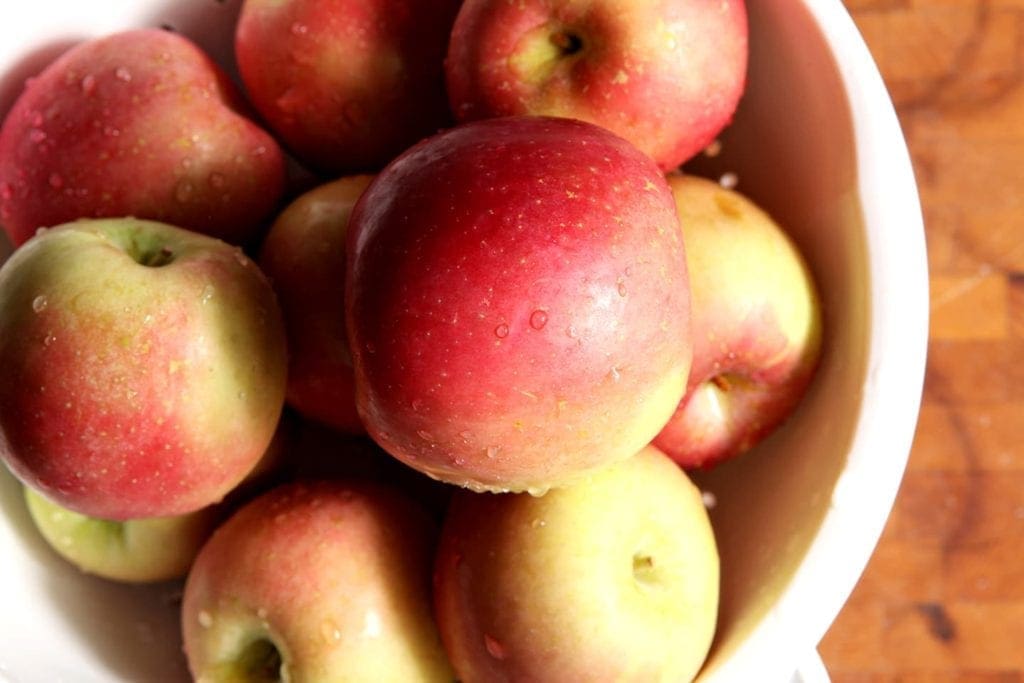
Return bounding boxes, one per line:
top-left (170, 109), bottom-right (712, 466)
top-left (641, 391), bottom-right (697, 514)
top-left (346, 116), bottom-right (692, 494)
top-left (234, 0), bottom-right (461, 174)
top-left (259, 175), bottom-right (372, 434)
top-left (182, 480), bottom-right (454, 682)
top-left (434, 444), bottom-right (720, 682)
top-left (0, 28), bottom-right (286, 248)
top-left (0, 218), bottom-right (288, 520)
top-left (445, 0), bottom-right (748, 170)
top-left (23, 486), bottom-right (218, 583)
top-left (654, 173), bottom-right (823, 469)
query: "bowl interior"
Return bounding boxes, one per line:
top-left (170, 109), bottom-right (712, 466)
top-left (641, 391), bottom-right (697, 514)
top-left (0, 1), bottom-right (926, 682)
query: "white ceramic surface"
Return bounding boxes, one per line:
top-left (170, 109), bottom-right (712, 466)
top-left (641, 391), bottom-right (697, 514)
top-left (0, 1), bottom-right (927, 681)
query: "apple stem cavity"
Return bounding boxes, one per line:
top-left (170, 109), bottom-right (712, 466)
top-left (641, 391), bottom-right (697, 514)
top-left (551, 30), bottom-right (583, 56)
top-left (632, 552), bottom-right (659, 586)
top-left (236, 637), bottom-right (284, 683)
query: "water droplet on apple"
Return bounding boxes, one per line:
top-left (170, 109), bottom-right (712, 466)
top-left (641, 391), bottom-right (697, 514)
top-left (494, 323), bottom-right (509, 338)
top-left (526, 485), bottom-right (550, 497)
top-left (200, 285), bottom-right (215, 304)
top-left (31, 295), bottom-right (48, 313)
top-left (458, 430), bottom-right (473, 442)
top-left (701, 490), bottom-right (718, 509)
top-left (114, 66), bottom-right (132, 82)
top-left (608, 366), bottom-right (621, 383)
top-left (103, 125), bottom-right (120, 137)
top-left (320, 619), bottom-right (342, 643)
top-left (43, 333), bottom-right (56, 347)
top-left (28, 129), bottom-right (46, 144)
top-left (416, 429), bottom-right (434, 442)
top-left (80, 74), bottom-right (97, 95)
top-left (565, 325), bottom-right (579, 339)
top-left (485, 445), bottom-right (500, 459)
top-left (232, 248), bottom-right (249, 267)
top-left (617, 281), bottom-right (627, 297)
top-left (530, 518), bottom-right (546, 529)
top-left (290, 22), bottom-right (309, 35)
top-left (483, 634), bottom-right (506, 660)
top-left (197, 610), bottom-right (213, 628)
top-left (529, 310), bottom-right (548, 330)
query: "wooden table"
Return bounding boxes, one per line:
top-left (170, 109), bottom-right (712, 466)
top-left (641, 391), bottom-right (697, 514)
top-left (819, 1), bottom-right (1024, 680)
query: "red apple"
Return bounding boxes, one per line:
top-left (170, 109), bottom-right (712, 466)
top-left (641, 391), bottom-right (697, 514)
top-left (0, 218), bottom-right (288, 520)
top-left (346, 116), bottom-right (692, 494)
top-left (234, 0), bottom-right (461, 174)
top-left (0, 28), bottom-right (286, 248)
top-left (654, 173), bottom-right (823, 469)
top-left (23, 486), bottom-right (218, 583)
top-left (182, 480), bottom-right (454, 681)
top-left (259, 176), bottom-right (372, 434)
top-left (445, 0), bottom-right (748, 170)
top-left (434, 445), bottom-right (720, 682)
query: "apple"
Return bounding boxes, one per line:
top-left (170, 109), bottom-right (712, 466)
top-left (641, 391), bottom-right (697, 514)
top-left (23, 485), bottom-right (218, 583)
top-left (0, 217), bottom-right (288, 520)
top-left (181, 480), bottom-right (454, 681)
top-left (259, 175), bottom-right (372, 434)
top-left (445, 0), bottom-right (748, 170)
top-left (654, 173), bottom-right (823, 469)
top-left (0, 28), bottom-right (286, 248)
top-left (434, 444), bottom-right (720, 682)
top-left (234, 0), bottom-right (461, 174)
top-left (346, 115), bottom-right (692, 494)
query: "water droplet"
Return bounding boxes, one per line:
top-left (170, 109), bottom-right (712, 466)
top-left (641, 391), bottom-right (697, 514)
top-left (31, 295), bottom-right (48, 312)
top-left (458, 430), bottom-right (473, 442)
top-left (320, 619), bottom-right (342, 643)
top-left (484, 634), bottom-right (506, 660)
top-left (114, 66), bottom-right (132, 82)
top-left (43, 333), bottom-right (56, 346)
top-left (29, 129), bottom-right (46, 144)
top-left (526, 485), bottom-right (550, 497)
top-left (200, 285), bottom-right (215, 303)
top-left (617, 281), bottom-right (627, 297)
top-left (290, 22), bottom-right (309, 35)
top-left (175, 180), bottom-right (195, 203)
top-left (411, 398), bottom-right (424, 412)
top-left (102, 125), bottom-right (120, 137)
top-left (718, 172), bottom-right (738, 189)
top-left (529, 309), bottom-right (548, 330)
top-left (485, 445), bottom-right (500, 459)
top-left (253, 145), bottom-right (267, 156)
top-left (701, 490), bottom-right (718, 509)
top-left (531, 518), bottom-right (546, 529)
top-left (80, 74), bottom-right (97, 94)
top-left (197, 610), bottom-right (213, 628)
top-left (208, 172), bottom-right (226, 189)
top-left (416, 429), bottom-right (434, 442)
top-left (365, 341), bottom-right (377, 354)
top-left (494, 323), bottom-right (509, 338)
top-left (608, 366), bottom-right (621, 382)
top-left (256, 607), bottom-right (268, 621)
top-left (48, 173), bottom-right (63, 189)
top-left (565, 325), bottom-right (579, 339)
top-left (232, 248), bottom-right (249, 267)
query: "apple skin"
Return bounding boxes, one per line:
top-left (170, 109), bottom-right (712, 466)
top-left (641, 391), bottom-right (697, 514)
top-left (259, 176), bottom-right (372, 434)
top-left (346, 115), bottom-right (692, 494)
top-left (0, 28), bottom-right (286, 248)
top-left (0, 218), bottom-right (288, 520)
top-left (445, 0), bottom-right (748, 170)
top-left (234, 0), bottom-right (461, 174)
top-left (654, 173), bottom-right (823, 469)
top-left (434, 444), bottom-right (720, 682)
top-left (23, 486), bottom-right (219, 583)
top-left (182, 480), bottom-right (454, 682)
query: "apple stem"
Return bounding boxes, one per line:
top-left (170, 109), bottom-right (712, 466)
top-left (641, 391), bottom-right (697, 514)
top-left (551, 31), bottom-right (583, 56)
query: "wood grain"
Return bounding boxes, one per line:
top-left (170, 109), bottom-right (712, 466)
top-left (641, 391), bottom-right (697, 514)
top-left (820, 1), bottom-right (1024, 680)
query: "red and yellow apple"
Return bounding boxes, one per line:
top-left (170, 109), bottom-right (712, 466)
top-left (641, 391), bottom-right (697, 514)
top-left (654, 173), bottom-right (823, 469)
top-left (0, 218), bottom-right (288, 520)
top-left (0, 28), bottom-right (286, 248)
top-left (182, 480), bottom-right (454, 681)
top-left (345, 115), bottom-right (692, 493)
top-left (434, 444), bottom-right (720, 682)
top-left (23, 486), bottom-right (218, 583)
top-left (235, 0), bottom-right (461, 174)
top-left (259, 175), bottom-right (372, 434)
top-left (445, 0), bottom-right (748, 170)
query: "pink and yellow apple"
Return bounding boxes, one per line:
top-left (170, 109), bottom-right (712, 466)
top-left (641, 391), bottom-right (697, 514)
top-left (234, 0), bottom-right (461, 174)
top-left (259, 175), bottom-right (372, 434)
top-left (23, 486), bottom-right (218, 583)
top-left (0, 218), bottom-right (288, 520)
top-left (654, 173), bottom-right (823, 469)
top-left (445, 0), bottom-right (748, 170)
top-left (434, 444), bottom-right (720, 682)
top-left (345, 115), bottom-right (692, 494)
top-left (182, 480), bottom-right (454, 681)
top-left (0, 28), bottom-right (286, 248)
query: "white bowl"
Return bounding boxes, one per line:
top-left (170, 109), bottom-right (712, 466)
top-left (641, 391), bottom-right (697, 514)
top-left (0, 1), bottom-right (927, 681)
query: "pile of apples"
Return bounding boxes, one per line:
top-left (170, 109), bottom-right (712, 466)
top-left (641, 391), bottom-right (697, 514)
top-left (0, 0), bottom-right (824, 680)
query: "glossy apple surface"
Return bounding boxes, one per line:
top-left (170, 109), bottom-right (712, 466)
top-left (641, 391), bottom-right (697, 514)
top-left (235, 0), bottom-right (461, 174)
top-left (259, 175), bottom-right (372, 434)
top-left (446, 0), bottom-right (748, 170)
top-left (654, 173), bottom-right (823, 469)
top-left (0, 28), bottom-right (286, 248)
top-left (434, 444), bottom-right (719, 682)
top-left (23, 486), bottom-right (218, 583)
top-left (182, 480), bottom-right (454, 682)
top-left (0, 218), bottom-right (288, 520)
top-left (346, 116), bottom-right (691, 494)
